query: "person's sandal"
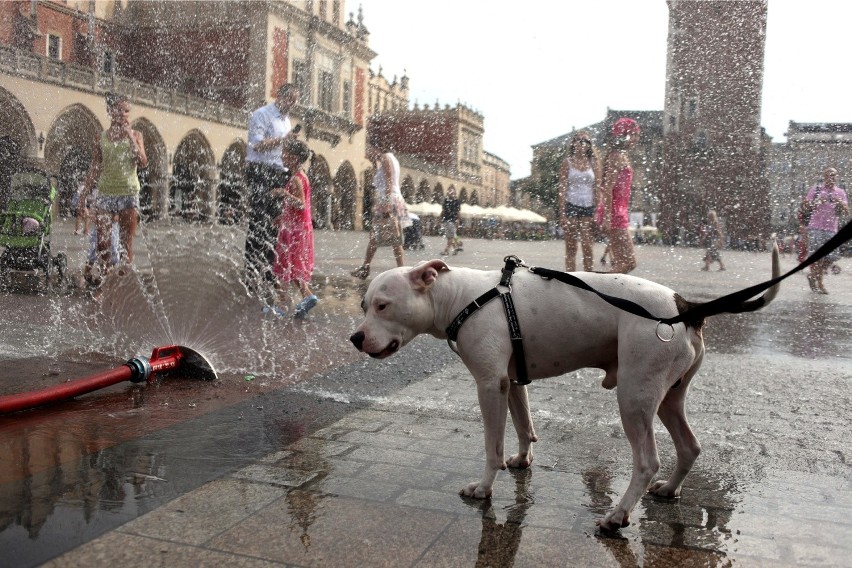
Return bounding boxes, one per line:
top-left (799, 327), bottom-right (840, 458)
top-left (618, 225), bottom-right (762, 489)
top-left (806, 274), bottom-right (818, 292)
top-left (351, 264), bottom-right (370, 279)
top-left (261, 305), bottom-right (289, 318)
top-left (294, 295), bottom-right (319, 319)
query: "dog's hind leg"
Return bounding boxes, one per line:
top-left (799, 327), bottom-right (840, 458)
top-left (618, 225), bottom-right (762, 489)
top-left (506, 383), bottom-right (539, 469)
top-left (460, 375), bottom-right (511, 499)
top-left (598, 383), bottom-right (664, 532)
top-left (649, 356), bottom-right (704, 498)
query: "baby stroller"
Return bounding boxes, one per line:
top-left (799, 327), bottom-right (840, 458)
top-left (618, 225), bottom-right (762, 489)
top-left (403, 212), bottom-right (425, 250)
top-left (0, 168), bottom-right (67, 293)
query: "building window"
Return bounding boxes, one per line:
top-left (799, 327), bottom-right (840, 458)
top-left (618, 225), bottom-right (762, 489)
top-left (318, 70), bottom-right (335, 112)
top-left (293, 60), bottom-right (310, 105)
top-left (686, 98), bottom-right (698, 119)
top-left (332, 1), bottom-right (341, 25)
top-left (47, 34), bottom-right (62, 60)
top-left (103, 50), bottom-right (114, 74)
top-left (342, 80), bottom-right (352, 117)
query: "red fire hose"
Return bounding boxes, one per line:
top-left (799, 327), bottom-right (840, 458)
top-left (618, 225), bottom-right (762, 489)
top-left (0, 345), bottom-right (217, 415)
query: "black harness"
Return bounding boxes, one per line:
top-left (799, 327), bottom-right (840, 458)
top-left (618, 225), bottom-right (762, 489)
top-left (445, 220), bottom-right (852, 387)
top-left (445, 256), bottom-right (529, 385)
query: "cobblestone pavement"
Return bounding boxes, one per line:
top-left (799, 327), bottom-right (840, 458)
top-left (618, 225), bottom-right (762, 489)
top-left (2, 218), bottom-right (850, 567)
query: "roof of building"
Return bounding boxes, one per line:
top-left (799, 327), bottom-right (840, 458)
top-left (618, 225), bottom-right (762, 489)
top-left (532, 109), bottom-right (663, 150)
top-left (787, 121), bottom-right (852, 134)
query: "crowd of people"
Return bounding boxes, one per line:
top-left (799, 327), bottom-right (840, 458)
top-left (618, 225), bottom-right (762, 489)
top-left (70, 85), bottom-right (848, 313)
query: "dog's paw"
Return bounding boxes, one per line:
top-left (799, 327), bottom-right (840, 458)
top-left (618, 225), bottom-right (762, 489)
top-left (506, 452), bottom-right (533, 469)
top-left (648, 480), bottom-right (682, 498)
top-left (459, 482), bottom-right (492, 499)
top-left (596, 512), bottom-right (630, 534)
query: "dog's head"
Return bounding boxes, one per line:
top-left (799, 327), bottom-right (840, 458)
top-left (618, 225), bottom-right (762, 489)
top-left (350, 259), bottom-right (449, 358)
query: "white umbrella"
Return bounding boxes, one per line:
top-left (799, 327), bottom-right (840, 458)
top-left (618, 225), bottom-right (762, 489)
top-left (406, 202), bottom-right (441, 216)
top-left (489, 205), bottom-right (519, 220)
top-left (460, 204), bottom-right (488, 219)
top-left (520, 209), bottom-right (548, 223)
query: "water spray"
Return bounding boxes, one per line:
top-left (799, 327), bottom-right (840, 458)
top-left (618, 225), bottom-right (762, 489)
top-left (0, 345), bottom-right (218, 415)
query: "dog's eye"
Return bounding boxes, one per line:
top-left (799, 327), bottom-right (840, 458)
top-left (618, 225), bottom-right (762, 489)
top-left (377, 303), bottom-right (388, 312)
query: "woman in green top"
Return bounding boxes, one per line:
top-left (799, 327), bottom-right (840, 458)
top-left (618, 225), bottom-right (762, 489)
top-left (80, 92), bottom-right (147, 276)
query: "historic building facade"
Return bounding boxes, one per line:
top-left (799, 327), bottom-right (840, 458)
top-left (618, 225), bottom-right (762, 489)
top-left (660, 0), bottom-right (769, 246)
top-left (0, 0), bottom-right (511, 232)
top-left (481, 151), bottom-right (511, 208)
top-left (367, 102), bottom-right (498, 215)
top-left (0, 0), bottom-right (373, 229)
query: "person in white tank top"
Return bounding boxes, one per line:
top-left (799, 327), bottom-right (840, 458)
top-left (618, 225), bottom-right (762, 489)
top-left (558, 131), bottom-right (601, 271)
top-left (351, 139), bottom-right (409, 279)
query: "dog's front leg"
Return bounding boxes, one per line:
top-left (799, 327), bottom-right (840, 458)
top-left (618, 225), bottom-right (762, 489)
top-left (460, 375), bottom-right (510, 499)
top-left (506, 383), bottom-right (538, 469)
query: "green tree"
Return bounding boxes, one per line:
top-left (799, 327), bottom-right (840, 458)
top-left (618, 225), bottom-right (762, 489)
top-left (525, 146), bottom-right (565, 219)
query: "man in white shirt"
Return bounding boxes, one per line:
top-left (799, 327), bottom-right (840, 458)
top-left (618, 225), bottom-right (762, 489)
top-left (244, 84), bottom-right (300, 302)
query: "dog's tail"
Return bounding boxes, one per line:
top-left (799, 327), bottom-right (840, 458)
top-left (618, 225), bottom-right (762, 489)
top-left (676, 243), bottom-right (781, 327)
top-left (740, 242), bottom-right (781, 309)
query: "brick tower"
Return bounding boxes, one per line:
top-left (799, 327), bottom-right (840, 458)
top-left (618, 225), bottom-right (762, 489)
top-left (660, 0), bottom-right (769, 247)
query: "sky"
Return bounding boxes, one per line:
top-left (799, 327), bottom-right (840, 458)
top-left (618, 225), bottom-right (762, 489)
top-left (355, 0), bottom-right (850, 179)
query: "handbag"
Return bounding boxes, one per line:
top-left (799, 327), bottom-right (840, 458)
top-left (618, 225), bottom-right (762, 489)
top-left (372, 213), bottom-right (401, 247)
top-left (798, 198), bottom-right (813, 226)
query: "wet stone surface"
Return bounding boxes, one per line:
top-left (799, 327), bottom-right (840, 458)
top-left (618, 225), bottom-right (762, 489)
top-left (1, 219), bottom-right (851, 566)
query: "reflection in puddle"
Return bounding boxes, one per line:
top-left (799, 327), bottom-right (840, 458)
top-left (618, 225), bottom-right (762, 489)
top-left (582, 465), bottom-right (740, 566)
top-left (473, 468), bottom-right (534, 567)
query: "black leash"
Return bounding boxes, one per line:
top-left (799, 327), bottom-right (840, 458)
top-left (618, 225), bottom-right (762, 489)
top-left (533, 219), bottom-right (852, 328)
top-left (445, 220), bottom-right (851, 382)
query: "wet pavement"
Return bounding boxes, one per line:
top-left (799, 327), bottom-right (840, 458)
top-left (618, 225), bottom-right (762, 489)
top-left (1, 218), bottom-right (851, 567)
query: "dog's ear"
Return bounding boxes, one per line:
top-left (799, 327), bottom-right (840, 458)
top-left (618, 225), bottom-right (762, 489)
top-left (408, 259), bottom-right (449, 291)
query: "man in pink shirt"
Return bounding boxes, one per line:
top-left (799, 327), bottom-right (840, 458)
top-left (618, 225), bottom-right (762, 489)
top-left (804, 167), bottom-right (848, 294)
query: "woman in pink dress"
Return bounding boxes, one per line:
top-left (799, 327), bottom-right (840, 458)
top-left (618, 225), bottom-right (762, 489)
top-left (598, 117), bottom-right (640, 273)
top-left (270, 139), bottom-right (318, 318)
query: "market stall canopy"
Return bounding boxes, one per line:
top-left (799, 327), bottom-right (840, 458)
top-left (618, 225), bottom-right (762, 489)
top-left (460, 204), bottom-right (487, 219)
top-left (488, 205), bottom-right (548, 223)
top-left (406, 202), bottom-right (548, 223)
top-left (406, 201), bottom-right (442, 216)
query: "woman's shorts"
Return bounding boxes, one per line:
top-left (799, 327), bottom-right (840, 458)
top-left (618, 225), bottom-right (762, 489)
top-left (808, 228), bottom-right (841, 262)
top-left (443, 221), bottom-right (458, 239)
top-left (95, 194), bottom-right (139, 213)
top-left (565, 203), bottom-right (595, 218)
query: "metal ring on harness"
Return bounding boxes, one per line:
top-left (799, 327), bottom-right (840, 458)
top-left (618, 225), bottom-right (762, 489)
top-left (655, 321), bottom-right (675, 342)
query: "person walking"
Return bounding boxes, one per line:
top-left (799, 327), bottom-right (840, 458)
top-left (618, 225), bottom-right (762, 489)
top-left (700, 210), bottom-right (726, 271)
top-left (558, 131), bottom-right (601, 271)
top-left (440, 187), bottom-right (462, 256)
top-left (269, 138), bottom-right (318, 318)
top-left (78, 92), bottom-right (147, 284)
top-left (801, 167), bottom-right (848, 294)
top-left (597, 118), bottom-right (640, 274)
top-left (244, 83), bottom-right (300, 306)
top-left (351, 139), bottom-right (409, 279)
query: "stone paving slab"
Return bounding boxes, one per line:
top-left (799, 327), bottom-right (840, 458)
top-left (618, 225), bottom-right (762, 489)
top-left (46, 352), bottom-right (852, 567)
top-left (25, 218), bottom-right (852, 566)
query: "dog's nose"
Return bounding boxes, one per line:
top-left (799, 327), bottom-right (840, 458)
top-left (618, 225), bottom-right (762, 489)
top-left (350, 331), bottom-right (365, 351)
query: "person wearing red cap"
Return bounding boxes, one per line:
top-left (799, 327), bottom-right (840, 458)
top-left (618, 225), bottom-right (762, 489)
top-left (597, 117), bottom-right (640, 273)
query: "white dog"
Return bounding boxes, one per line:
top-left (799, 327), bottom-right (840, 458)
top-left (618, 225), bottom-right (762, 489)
top-left (350, 252), bottom-right (779, 532)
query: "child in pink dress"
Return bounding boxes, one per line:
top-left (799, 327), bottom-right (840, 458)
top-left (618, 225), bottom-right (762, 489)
top-left (268, 139), bottom-right (318, 318)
